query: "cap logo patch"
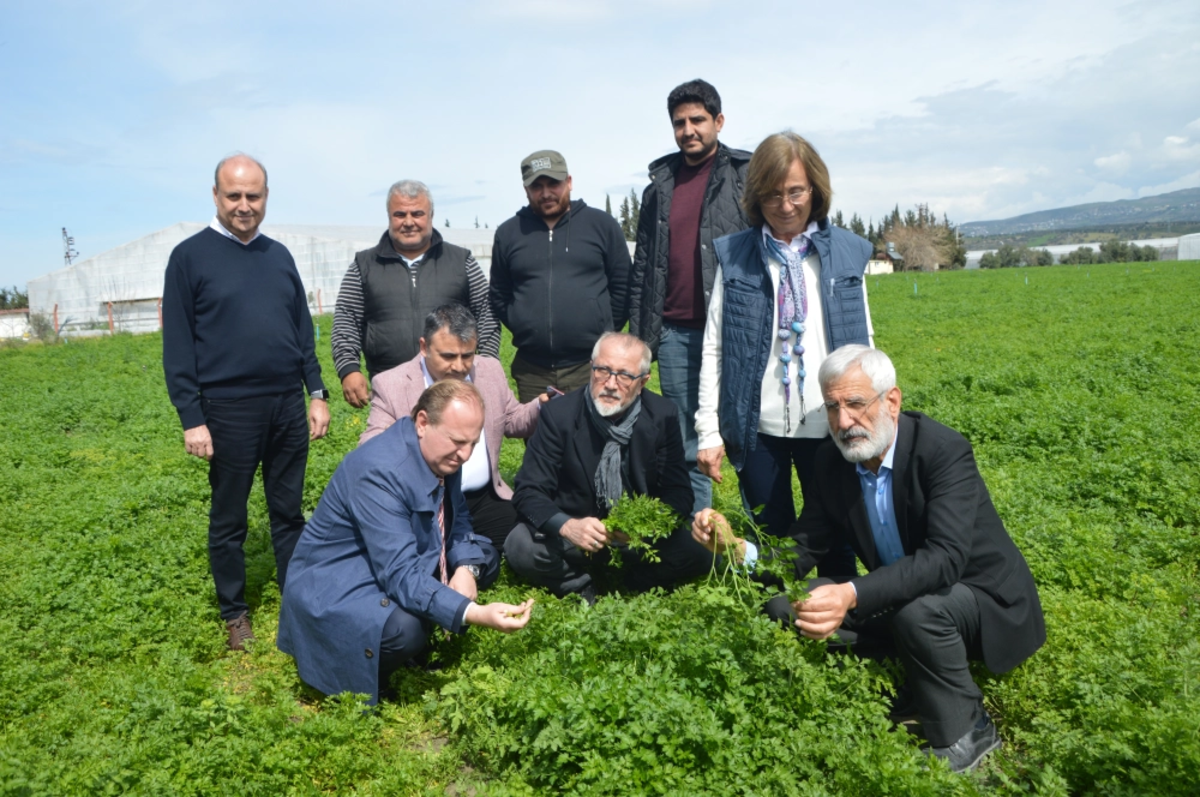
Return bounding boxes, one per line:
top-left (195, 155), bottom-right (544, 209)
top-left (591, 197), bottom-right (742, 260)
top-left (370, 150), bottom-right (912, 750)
top-left (530, 157), bottom-right (552, 171)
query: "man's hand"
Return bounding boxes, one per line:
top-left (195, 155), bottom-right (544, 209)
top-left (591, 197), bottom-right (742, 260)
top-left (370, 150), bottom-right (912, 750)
top-left (341, 372), bottom-right (371, 408)
top-left (308, 398), bottom-right (330, 440)
top-left (560, 517), bottom-right (610, 553)
top-left (537, 391), bottom-right (552, 404)
top-left (692, 508), bottom-right (745, 560)
top-left (448, 566), bottom-right (478, 602)
top-left (184, 425), bottom-right (214, 461)
top-left (793, 582), bottom-right (857, 640)
top-left (465, 599), bottom-right (535, 632)
top-left (697, 445), bottom-right (725, 483)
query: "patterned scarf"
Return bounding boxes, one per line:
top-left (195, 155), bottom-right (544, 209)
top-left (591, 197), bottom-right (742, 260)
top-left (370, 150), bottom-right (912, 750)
top-left (764, 232), bottom-right (810, 431)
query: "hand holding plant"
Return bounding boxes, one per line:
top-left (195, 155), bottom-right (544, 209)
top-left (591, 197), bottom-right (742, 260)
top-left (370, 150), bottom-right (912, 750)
top-left (603, 494), bottom-right (682, 567)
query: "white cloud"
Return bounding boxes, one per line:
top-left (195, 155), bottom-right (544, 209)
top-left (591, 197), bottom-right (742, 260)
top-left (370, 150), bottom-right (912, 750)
top-left (1094, 151), bottom-right (1131, 172)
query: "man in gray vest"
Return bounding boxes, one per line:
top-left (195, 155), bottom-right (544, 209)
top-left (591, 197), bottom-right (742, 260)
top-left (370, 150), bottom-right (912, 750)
top-left (333, 180), bottom-right (500, 407)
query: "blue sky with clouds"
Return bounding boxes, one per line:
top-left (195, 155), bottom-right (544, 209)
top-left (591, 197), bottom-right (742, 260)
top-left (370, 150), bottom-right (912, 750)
top-left (2, 0), bottom-right (1198, 289)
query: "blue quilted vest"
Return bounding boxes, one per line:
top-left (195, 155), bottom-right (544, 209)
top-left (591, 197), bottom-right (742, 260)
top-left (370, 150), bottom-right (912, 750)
top-left (712, 220), bottom-right (872, 470)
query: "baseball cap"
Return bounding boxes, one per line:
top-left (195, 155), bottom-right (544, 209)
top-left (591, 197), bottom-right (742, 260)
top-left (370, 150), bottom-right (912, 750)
top-left (521, 150), bottom-right (569, 186)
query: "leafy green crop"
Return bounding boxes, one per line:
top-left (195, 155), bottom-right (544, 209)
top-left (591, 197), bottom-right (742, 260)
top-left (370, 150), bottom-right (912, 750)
top-left (603, 493), bottom-right (681, 566)
top-left (2, 262), bottom-right (1199, 794)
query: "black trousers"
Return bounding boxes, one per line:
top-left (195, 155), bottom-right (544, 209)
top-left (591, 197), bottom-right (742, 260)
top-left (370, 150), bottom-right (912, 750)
top-left (504, 521), bottom-right (711, 597)
top-left (739, 434), bottom-right (857, 580)
top-left (203, 392), bottom-right (309, 621)
top-left (378, 541), bottom-right (502, 687)
top-left (463, 484), bottom-right (519, 554)
top-left (768, 578), bottom-right (984, 747)
top-left (510, 353), bottom-right (592, 404)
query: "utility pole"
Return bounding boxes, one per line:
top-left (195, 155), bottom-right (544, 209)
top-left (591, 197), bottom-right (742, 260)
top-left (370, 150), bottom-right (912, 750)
top-left (62, 227), bottom-right (78, 266)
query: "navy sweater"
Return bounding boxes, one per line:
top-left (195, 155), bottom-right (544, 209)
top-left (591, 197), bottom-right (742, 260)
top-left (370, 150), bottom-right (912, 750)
top-left (162, 227), bottom-right (325, 429)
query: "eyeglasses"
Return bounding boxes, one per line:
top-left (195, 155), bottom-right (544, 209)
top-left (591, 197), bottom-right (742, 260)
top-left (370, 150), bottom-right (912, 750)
top-left (591, 365), bottom-right (648, 387)
top-left (762, 186), bottom-right (814, 209)
top-left (823, 392), bottom-right (884, 422)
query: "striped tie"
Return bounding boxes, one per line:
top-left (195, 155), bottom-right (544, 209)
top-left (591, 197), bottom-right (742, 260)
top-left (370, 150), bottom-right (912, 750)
top-left (437, 479), bottom-right (448, 585)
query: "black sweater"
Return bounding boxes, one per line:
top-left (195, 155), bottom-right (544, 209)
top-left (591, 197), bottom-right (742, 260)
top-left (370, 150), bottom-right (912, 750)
top-left (162, 228), bottom-right (325, 429)
top-left (488, 200), bottom-right (631, 368)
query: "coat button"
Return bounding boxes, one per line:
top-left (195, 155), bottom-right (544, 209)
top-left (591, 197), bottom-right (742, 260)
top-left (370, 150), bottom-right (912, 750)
top-left (701, 244), bottom-right (707, 250)
top-left (365, 648), bottom-right (374, 659)
top-left (380, 598), bottom-right (390, 607)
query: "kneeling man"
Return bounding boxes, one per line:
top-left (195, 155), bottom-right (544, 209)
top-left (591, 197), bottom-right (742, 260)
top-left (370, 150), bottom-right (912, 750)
top-left (506, 332), bottom-right (710, 600)
top-left (278, 380), bottom-right (533, 704)
top-left (693, 345), bottom-right (1044, 773)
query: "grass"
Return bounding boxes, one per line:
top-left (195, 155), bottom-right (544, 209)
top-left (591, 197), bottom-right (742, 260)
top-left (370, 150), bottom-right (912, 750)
top-left (1, 261), bottom-right (1198, 794)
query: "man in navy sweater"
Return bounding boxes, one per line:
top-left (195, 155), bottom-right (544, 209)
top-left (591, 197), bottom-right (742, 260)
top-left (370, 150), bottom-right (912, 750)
top-left (162, 153), bottom-right (330, 651)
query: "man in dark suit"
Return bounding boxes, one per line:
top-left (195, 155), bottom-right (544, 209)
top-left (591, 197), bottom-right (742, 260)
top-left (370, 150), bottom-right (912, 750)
top-left (693, 344), bottom-right (1045, 773)
top-left (506, 332), bottom-right (710, 601)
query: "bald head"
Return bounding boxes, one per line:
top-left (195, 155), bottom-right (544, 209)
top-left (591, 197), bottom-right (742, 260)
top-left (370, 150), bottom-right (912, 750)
top-left (212, 154), bottom-right (269, 243)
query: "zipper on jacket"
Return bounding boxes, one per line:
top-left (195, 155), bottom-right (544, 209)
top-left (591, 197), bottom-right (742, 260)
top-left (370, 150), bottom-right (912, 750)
top-left (547, 228), bottom-right (554, 359)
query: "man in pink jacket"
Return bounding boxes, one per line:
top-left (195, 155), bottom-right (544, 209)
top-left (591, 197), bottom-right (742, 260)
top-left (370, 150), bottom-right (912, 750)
top-left (361, 304), bottom-right (545, 552)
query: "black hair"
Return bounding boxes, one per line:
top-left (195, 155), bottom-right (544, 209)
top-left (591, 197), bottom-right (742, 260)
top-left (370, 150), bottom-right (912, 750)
top-left (423, 303), bottom-right (478, 344)
top-left (667, 79), bottom-right (722, 119)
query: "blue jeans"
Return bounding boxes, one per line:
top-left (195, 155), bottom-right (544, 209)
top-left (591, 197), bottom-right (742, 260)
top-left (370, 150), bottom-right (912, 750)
top-left (657, 323), bottom-right (709, 515)
top-left (738, 433), bottom-right (857, 581)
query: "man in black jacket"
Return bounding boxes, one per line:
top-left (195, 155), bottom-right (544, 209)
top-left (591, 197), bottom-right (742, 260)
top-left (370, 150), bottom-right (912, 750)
top-left (332, 180), bottom-right (499, 408)
top-left (489, 150), bottom-right (631, 402)
top-left (693, 345), bottom-right (1045, 773)
top-left (628, 79), bottom-right (751, 513)
top-left (505, 332), bottom-right (709, 600)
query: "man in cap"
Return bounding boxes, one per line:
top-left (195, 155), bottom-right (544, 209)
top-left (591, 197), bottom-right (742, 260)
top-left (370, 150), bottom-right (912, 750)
top-left (489, 150), bottom-right (632, 402)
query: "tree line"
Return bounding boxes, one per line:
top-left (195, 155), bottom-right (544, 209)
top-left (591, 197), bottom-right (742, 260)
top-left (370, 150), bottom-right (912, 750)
top-left (0, 286), bottom-right (29, 310)
top-left (980, 240), bottom-right (1159, 269)
top-left (610, 190), bottom-right (967, 272)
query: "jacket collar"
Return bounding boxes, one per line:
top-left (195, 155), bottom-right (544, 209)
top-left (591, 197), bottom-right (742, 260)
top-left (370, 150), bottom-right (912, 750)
top-left (646, 141), bottom-right (749, 177)
top-left (515, 198), bottom-right (585, 229)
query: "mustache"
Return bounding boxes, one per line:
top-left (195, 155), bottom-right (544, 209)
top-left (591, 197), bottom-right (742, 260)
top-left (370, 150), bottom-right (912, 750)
top-left (599, 389), bottom-right (621, 400)
top-left (838, 427), bottom-right (870, 442)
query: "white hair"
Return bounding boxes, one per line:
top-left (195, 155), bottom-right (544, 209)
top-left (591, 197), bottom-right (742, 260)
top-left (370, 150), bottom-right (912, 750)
top-left (387, 179), bottom-right (434, 216)
top-left (818, 344), bottom-right (896, 395)
top-left (592, 331), bottom-right (651, 375)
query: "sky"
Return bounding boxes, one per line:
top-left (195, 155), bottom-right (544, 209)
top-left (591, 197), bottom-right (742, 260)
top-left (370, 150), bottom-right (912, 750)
top-left (2, 0), bottom-right (1198, 289)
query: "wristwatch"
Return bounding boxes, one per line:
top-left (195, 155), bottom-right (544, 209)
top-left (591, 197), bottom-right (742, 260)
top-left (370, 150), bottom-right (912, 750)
top-left (465, 564), bottom-right (482, 578)
top-left (309, 389), bottom-right (329, 400)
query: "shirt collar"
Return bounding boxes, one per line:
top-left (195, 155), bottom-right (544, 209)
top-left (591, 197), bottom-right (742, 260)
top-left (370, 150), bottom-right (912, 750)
top-left (855, 424), bottom-right (899, 478)
top-left (210, 216), bottom-right (261, 245)
top-left (419, 356), bottom-right (473, 387)
top-left (762, 220), bottom-right (819, 253)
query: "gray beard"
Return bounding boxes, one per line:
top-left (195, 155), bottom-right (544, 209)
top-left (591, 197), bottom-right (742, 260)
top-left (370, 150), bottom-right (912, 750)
top-left (593, 390), bottom-right (630, 418)
top-left (833, 411), bottom-right (895, 464)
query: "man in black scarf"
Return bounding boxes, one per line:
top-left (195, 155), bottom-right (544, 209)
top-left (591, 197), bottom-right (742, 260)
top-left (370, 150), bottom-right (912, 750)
top-left (506, 333), bottom-right (710, 601)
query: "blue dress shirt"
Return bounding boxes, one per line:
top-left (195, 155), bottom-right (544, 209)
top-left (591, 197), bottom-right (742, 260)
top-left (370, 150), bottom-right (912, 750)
top-left (855, 432), bottom-right (904, 566)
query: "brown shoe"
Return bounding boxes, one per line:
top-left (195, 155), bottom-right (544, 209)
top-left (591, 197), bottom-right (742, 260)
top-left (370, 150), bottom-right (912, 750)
top-left (226, 614), bottom-right (255, 651)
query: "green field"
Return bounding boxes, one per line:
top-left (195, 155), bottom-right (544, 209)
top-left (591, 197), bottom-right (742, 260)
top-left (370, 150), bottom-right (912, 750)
top-left (2, 262), bottom-right (1198, 795)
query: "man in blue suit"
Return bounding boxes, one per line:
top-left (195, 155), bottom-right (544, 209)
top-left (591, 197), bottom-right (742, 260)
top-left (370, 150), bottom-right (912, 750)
top-left (278, 379), bottom-right (533, 704)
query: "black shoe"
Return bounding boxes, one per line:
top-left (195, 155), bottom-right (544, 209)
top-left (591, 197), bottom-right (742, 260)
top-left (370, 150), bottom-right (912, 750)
top-left (923, 712), bottom-right (1001, 773)
top-left (578, 583), bottom-right (598, 607)
top-left (887, 686), bottom-right (919, 724)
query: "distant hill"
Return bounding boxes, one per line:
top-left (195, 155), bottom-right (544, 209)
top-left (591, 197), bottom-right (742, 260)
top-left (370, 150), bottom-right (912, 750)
top-left (961, 187), bottom-right (1200, 237)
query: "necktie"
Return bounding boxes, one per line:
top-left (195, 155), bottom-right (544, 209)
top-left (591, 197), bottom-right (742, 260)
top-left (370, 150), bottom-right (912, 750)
top-left (437, 479), bottom-right (448, 585)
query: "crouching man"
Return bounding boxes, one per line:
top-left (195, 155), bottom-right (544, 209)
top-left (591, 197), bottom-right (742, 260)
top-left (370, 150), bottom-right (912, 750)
top-left (693, 345), bottom-right (1044, 773)
top-left (505, 332), bottom-right (710, 601)
top-left (278, 380), bottom-right (533, 704)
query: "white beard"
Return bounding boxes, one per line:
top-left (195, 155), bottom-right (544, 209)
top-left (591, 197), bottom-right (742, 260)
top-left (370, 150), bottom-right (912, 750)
top-left (833, 410), bottom-right (895, 464)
